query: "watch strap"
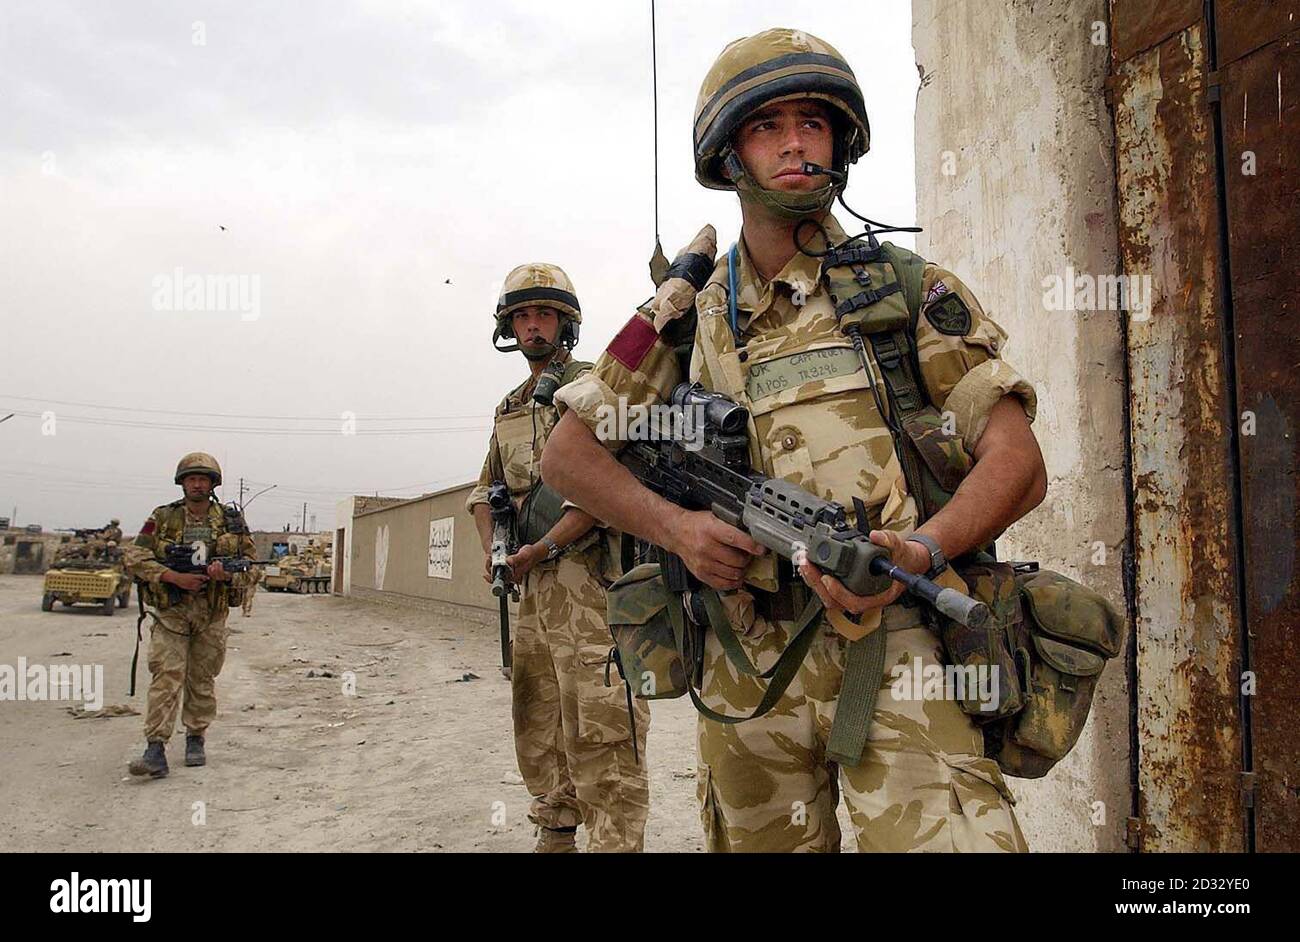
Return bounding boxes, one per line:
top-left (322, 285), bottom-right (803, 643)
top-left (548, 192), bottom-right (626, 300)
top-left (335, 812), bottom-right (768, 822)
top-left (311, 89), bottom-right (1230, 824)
top-left (906, 533), bottom-right (947, 577)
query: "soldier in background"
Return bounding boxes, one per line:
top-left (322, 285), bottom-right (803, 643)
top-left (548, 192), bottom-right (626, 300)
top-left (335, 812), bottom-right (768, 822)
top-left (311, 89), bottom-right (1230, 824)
top-left (121, 452), bottom-right (256, 779)
top-left (466, 263), bottom-right (650, 852)
top-left (239, 564), bottom-right (262, 618)
top-left (102, 518), bottom-right (123, 544)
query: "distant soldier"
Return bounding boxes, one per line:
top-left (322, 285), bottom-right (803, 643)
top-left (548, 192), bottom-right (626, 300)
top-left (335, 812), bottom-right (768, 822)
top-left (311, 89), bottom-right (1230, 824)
top-left (240, 564), bottom-right (262, 618)
top-left (102, 518), bottom-right (123, 543)
top-left (121, 452), bottom-right (255, 779)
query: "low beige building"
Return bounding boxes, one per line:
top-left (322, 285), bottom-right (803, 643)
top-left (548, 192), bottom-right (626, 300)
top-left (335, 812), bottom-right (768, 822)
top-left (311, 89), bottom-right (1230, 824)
top-left (342, 485), bottom-right (497, 614)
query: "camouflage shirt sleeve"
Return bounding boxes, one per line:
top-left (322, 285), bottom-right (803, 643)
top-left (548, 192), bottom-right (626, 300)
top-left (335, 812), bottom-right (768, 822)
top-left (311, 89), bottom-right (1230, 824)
top-left (121, 506), bottom-right (169, 584)
top-left (464, 423), bottom-right (505, 514)
top-left (555, 362), bottom-right (597, 515)
top-left (913, 264), bottom-right (1038, 448)
top-left (552, 308), bottom-right (685, 453)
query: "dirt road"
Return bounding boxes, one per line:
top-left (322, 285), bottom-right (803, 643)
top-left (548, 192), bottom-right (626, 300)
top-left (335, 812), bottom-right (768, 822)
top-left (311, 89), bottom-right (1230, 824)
top-left (0, 573), bottom-right (709, 852)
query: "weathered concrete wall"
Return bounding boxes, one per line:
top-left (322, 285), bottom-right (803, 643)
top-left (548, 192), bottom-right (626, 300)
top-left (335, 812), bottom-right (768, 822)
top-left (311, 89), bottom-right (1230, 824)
top-left (913, 0), bottom-right (1129, 850)
top-left (348, 483), bottom-right (498, 614)
top-left (0, 531), bottom-right (81, 574)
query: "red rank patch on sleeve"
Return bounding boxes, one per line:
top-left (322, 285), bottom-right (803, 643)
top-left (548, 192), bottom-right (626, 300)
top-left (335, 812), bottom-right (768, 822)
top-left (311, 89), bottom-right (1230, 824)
top-left (607, 314), bottom-right (659, 372)
top-left (140, 519), bottom-right (156, 535)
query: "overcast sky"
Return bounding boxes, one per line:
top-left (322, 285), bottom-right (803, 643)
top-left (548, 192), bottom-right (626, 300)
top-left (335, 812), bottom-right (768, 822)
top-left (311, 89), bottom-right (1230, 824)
top-left (0, 0), bottom-right (918, 534)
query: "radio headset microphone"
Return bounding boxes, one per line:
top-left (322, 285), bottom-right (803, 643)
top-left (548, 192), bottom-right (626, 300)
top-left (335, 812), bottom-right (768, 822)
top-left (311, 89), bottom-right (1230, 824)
top-left (800, 160), bottom-right (846, 183)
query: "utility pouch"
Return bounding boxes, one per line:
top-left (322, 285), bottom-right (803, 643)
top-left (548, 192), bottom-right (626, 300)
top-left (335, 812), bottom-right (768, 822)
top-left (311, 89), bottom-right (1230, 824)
top-left (983, 568), bottom-right (1125, 778)
top-left (605, 563), bottom-right (695, 700)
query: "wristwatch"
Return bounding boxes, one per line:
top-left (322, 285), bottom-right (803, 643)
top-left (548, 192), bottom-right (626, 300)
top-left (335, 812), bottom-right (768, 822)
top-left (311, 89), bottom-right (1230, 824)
top-left (541, 537), bottom-right (563, 561)
top-left (906, 533), bottom-right (948, 578)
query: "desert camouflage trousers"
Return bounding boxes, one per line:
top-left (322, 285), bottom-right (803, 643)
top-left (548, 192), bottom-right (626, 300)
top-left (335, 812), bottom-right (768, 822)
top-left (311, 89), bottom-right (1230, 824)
top-left (141, 594), bottom-right (230, 742)
top-left (695, 601), bottom-right (1028, 853)
top-left (512, 553), bottom-right (651, 851)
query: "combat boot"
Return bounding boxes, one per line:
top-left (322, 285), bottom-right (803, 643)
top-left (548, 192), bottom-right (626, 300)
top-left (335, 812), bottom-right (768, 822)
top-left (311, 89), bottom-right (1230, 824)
top-left (185, 734), bottom-right (206, 767)
top-left (534, 825), bottom-right (578, 853)
top-left (128, 741), bottom-right (168, 779)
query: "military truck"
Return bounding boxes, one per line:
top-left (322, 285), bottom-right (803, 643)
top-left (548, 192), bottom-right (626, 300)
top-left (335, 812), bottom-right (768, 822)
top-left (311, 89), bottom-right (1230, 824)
top-left (263, 541), bottom-right (332, 593)
top-left (41, 558), bottom-right (131, 615)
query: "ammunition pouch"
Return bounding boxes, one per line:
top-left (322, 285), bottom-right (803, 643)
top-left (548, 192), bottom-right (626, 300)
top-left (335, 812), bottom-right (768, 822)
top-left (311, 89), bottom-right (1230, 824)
top-left (606, 561), bottom-right (828, 728)
top-left (606, 563), bottom-right (696, 700)
top-left (936, 555), bottom-right (1025, 723)
top-left (982, 568), bottom-right (1125, 778)
top-left (516, 481), bottom-right (567, 547)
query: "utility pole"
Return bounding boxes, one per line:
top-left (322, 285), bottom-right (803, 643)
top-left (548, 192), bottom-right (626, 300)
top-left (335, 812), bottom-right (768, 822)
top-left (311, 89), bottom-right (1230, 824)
top-left (239, 477), bottom-right (246, 508)
top-left (302, 502), bottom-right (307, 533)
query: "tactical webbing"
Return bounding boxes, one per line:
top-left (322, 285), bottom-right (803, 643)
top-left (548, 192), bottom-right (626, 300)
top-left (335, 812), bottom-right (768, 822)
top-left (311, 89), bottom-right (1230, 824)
top-left (604, 648), bottom-right (639, 764)
top-left (130, 584), bottom-right (147, 697)
top-left (879, 242), bottom-right (931, 408)
top-left (865, 329), bottom-right (925, 415)
top-left (834, 282), bottom-right (901, 321)
top-left (825, 627), bottom-right (888, 766)
top-left (668, 586), bottom-right (824, 725)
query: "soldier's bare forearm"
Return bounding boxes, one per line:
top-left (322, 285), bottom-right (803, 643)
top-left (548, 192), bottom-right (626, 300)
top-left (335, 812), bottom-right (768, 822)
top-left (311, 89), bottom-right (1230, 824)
top-left (543, 412), bottom-right (686, 551)
top-left (472, 504), bottom-right (494, 555)
top-left (917, 395), bottom-right (1047, 560)
top-left (540, 508), bottom-right (598, 549)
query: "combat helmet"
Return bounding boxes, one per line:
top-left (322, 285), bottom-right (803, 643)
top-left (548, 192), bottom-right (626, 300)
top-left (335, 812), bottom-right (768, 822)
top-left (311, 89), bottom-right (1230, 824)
top-left (694, 28), bottom-right (869, 218)
top-left (493, 263), bottom-right (581, 356)
top-left (174, 451), bottom-right (223, 486)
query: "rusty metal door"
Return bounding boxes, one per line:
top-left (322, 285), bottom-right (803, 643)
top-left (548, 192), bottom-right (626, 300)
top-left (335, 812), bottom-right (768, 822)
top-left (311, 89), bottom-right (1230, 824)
top-left (1214, 0), bottom-right (1300, 854)
top-left (1111, 0), bottom-right (1298, 851)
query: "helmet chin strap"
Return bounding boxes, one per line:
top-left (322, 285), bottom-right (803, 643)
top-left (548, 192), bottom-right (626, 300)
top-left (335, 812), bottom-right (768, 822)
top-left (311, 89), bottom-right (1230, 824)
top-left (723, 150), bottom-right (843, 220)
top-left (520, 341), bottom-right (557, 362)
top-left (495, 313), bottom-right (578, 357)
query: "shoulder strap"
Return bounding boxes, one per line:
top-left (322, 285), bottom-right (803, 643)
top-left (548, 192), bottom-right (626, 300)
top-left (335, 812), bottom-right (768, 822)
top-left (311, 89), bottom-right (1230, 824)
top-left (860, 242), bottom-right (932, 422)
top-left (559, 358), bottom-right (593, 386)
top-left (880, 241), bottom-right (927, 334)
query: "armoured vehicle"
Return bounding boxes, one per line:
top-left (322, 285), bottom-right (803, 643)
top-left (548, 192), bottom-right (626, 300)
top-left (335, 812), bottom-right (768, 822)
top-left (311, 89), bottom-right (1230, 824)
top-left (263, 541), bottom-right (332, 594)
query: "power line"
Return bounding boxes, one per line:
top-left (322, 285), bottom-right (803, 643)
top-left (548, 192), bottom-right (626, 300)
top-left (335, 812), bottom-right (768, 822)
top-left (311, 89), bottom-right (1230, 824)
top-left (0, 393), bottom-right (489, 423)
top-left (0, 409), bottom-right (487, 436)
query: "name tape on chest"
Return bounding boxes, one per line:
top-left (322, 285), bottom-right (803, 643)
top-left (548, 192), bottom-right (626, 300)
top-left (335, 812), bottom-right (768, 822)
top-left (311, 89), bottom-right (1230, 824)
top-left (746, 346), bottom-right (863, 401)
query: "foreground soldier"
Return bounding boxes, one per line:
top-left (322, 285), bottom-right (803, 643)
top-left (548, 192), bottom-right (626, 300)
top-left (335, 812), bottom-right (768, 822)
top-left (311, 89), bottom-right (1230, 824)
top-left (466, 263), bottom-right (650, 852)
top-left (545, 29), bottom-right (1046, 851)
top-left (122, 452), bottom-right (255, 779)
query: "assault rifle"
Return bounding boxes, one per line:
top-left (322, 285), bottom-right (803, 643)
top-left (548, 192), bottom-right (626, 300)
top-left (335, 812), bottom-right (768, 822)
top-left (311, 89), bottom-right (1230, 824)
top-left (619, 383), bottom-right (988, 628)
top-left (160, 543), bottom-right (270, 602)
top-left (487, 481), bottom-right (519, 670)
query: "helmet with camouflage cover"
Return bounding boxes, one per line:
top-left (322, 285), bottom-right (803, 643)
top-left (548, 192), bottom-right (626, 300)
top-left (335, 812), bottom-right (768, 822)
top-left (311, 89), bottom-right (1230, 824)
top-left (694, 28), bottom-right (870, 218)
top-left (174, 451), bottom-right (222, 486)
top-left (493, 263), bottom-right (581, 355)
top-left (110, 518), bottom-right (120, 525)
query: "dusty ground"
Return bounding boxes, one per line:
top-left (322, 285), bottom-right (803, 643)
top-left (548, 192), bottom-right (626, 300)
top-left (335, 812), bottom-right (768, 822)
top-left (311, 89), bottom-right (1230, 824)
top-left (0, 573), bottom-right (710, 852)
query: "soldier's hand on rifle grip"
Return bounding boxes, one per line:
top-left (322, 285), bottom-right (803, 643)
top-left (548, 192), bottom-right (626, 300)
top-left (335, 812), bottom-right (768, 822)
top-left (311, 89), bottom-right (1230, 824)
top-left (666, 509), bottom-right (766, 591)
top-left (163, 570), bottom-right (208, 592)
top-left (206, 560), bottom-right (229, 581)
top-left (506, 543), bottom-right (545, 580)
top-left (799, 529), bottom-right (928, 615)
